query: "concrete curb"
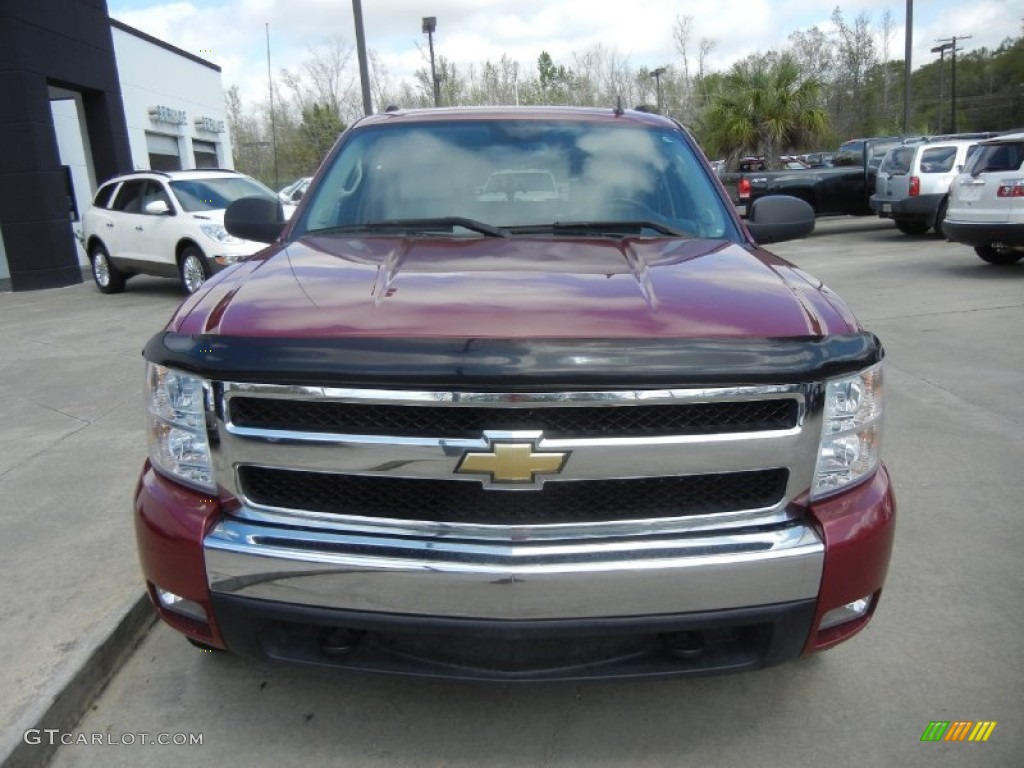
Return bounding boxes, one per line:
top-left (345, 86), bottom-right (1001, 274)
top-left (1, 595), bottom-right (155, 768)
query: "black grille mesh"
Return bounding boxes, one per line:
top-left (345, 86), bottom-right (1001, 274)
top-left (228, 397), bottom-right (799, 438)
top-left (238, 466), bottom-right (789, 525)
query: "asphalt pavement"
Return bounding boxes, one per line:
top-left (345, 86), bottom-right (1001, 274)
top-left (3, 219), bottom-right (1024, 767)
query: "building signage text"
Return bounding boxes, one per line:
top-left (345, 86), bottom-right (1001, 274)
top-left (148, 105), bottom-right (188, 125)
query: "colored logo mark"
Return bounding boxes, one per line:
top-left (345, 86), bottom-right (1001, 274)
top-left (921, 721), bottom-right (997, 742)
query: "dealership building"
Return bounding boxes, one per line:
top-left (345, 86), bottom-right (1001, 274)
top-left (0, 1), bottom-right (234, 291)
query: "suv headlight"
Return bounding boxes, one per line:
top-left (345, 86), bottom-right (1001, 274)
top-left (200, 223), bottom-right (240, 244)
top-left (812, 363), bottom-right (883, 500)
top-left (145, 363), bottom-right (215, 492)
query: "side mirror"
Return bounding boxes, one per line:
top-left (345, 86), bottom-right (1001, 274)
top-left (745, 195), bottom-right (815, 244)
top-left (225, 197), bottom-right (286, 244)
top-left (144, 199), bottom-right (170, 215)
top-left (291, 188), bottom-right (304, 202)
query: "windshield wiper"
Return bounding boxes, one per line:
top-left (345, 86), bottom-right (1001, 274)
top-left (509, 220), bottom-right (691, 238)
top-left (309, 217), bottom-right (510, 238)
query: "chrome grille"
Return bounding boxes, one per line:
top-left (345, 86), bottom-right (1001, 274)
top-left (212, 383), bottom-right (820, 540)
top-left (238, 466), bottom-right (789, 525)
top-left (227, 397), bottom-right (799, 438)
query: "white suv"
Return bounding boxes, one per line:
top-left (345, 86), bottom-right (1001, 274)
top-left (944, 132), bottom-right (1024, 265)
top-left (83, 169), bottom-right (287, 294)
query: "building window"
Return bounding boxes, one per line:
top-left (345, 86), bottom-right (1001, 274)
top-left (146, 132), bottom-right (181, 171)
top-left (193, 139), bottom-right (219, 168)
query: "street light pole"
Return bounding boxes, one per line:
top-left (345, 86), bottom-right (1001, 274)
top-left (422, 16), bottom-right (439, 107)
top-left (352, 0), bottom-right (373, 116)
top-left (265, 23), bottom-right (279, 190)
top-left (650, 67), bottom-right (667, 113)
top-left (930, 42), bottom-right (953, 133)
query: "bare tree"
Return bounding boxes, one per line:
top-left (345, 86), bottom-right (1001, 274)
top-left (878, 9), bottom-right (895, 119)
top-left (281, 35), bottom-right (356, 119)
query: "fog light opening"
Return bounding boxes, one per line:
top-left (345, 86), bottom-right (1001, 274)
top-left (320, 627), bottom-right (365, 658)
top-left (819, 595), bottom-right (873, 632)
top-left (662, 631), bottom-right (705, 660)
top-left (155, 586), bottom-right (207, 623)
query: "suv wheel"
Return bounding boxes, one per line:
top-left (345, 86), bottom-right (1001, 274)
top-left (179, 245), bottom-right (210, 294)
top-left (975, 244), bottom-right (1024, 266)
top-left (89, 244), bottom-right (126, 294)
top-left (895, 219), bottom-right (929, 236)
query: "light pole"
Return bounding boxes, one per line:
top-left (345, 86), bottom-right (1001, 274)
top-left (650, 67), bottom-right (667, 114)
top-left (422, 16), bottom-right (439, 107)
top-left (930, 42), bottom-right (954, 133)
top-left (352, 0), bottom-right (373, 116)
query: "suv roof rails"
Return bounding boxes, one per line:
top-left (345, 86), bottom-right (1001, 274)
top-left (902, 131), bottom-right (1005, 145)
top-left (170, 167), bottom-right (243, 174)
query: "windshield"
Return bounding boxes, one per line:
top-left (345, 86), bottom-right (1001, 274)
top-left (295, 119), bottom-right (734, 240)
top-left (171, 176), bottom-right (276, 212)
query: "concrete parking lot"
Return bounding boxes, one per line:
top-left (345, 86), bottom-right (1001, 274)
top-left (4, 218), bottom-right (1023, 767)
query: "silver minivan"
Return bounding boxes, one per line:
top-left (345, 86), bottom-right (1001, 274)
top-left (871, 137), bottom-right (986, 236)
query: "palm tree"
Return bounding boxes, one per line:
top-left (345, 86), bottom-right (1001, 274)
top-left (699, 53), bottom-right (828, 169)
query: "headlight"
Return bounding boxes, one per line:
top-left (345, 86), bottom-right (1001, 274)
top-left (146, 363), bottom-right (215, 492)
top-left (199, 223), bottom-right (240, 244)
top-left (812, 363), bottom-right (883, 499)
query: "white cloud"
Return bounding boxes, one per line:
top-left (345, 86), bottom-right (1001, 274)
top-left (108, 0), bottom-right (1021, 110)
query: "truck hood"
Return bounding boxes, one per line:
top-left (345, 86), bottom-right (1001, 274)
top-left (170, 235), bottom-right (858, 339)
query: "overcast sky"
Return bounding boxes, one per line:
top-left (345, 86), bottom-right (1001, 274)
top-left (106, 0), bottom-right (1022, 109)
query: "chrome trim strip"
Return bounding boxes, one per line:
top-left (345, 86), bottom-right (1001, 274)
top-left (205, 517), bottom-right (825, 620)
top-left (221, 383), bottom-right (807, 407)
top-left (228, 500), bottom-right (795, 541)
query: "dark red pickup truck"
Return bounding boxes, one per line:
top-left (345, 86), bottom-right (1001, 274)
top-left (135, 107), bottom-right (895, 681)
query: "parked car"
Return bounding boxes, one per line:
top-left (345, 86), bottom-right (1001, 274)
top-left (944, 131), bottom-right (1024, 265)
top-left (83, 169), bottom-right (290, 294)
top-left (278, 176), bottom-right (311, 205)
top-left (803, 151), bottom-right (834, 168)
top-left (134, 106), bottom-right (896, 681)
top-left (870, 136), bottom-right (987, 236)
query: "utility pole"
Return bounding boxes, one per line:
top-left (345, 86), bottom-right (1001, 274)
top-left (650, 67), bottom-right (667, 114)
top-left (352, 0), bottom-right (373, 116)
top-left (930, 42), bottom-right (954, 133)
top-left (903, 0), bottom-right (912, 134)
top-left (937, 35), bottom-right (971, 133)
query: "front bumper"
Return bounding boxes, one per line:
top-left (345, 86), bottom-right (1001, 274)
top-left (135, 465), bottom-right (895, 679)
top-left (943, 220), bottom-right (1024, 248)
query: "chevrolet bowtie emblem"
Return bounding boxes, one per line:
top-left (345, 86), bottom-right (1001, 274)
top-left (456, 442), bottom-right (569, 485)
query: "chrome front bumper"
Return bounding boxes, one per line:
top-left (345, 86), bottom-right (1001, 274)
top-left (205, 516), bottom-right (824, 621)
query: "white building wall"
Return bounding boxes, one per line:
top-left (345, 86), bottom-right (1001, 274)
top-left (111, 25), bottom-right (233, 173)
